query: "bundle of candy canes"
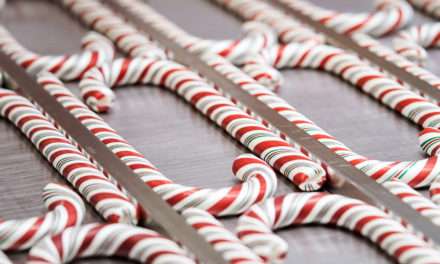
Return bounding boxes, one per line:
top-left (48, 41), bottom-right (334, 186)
top-left (1, 0), bottom-right (440, 262)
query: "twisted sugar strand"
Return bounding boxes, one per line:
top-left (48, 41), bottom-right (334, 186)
top-left (58, 0), bottom-right (166, 59)
top-left (0, 88), bottom-right (138, 224)
top-left (27, 223), bottom-right (195, 264)
top-left (182, 208), bottom-right (264, 264)
top-left (394, 23), bottom-right (440, 65)
top-left (237, 193), bottom-right (440, 264)
top-left (279, 0), bottom-right (414, 37)
top-left (205, 51), bottom-right (440, 188)
top-left (383, 180), bottom-right (440, 226)
top-left (0, 251), bottom-right (11, 264)
top-left (0, 26), bottom-right (113, 81)
top-left (354, 33), bottom-right (440, 102)
top-left (213, 0), bottom-right (324, 44)
top-left (407, 0), bottom-right (440, 18)
top-left (0, 183), bottom-right (85, 251)
top-left (76, 58), bottom-right (326, 191)
top-left (39, 73), bottom-right (280, 215)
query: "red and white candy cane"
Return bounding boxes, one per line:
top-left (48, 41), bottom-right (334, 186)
top-left (354, 33), bottom-right (440, 101)
top-left (27, 223), bottom-right (195, 264)
top-left (206, 52), bottom-right (440, 188)
top-left (77, 58), bottom-right (326, 191)
top-left (39, 73), bottom-right (279, 216)
top-left (418, 128), bottom-right (440, 206)
top-left (0, 88), bottom-right (138, 224)
top-left (279, 0), bottom-right (414, 37)
top-left (237, 193), bottom-right (440, 263)
top-left (182, 208), bottom-right (264, 263)
top-left (0, 183), bottom-right (84, 251)
top-left (407, 0), bottom-right (440, 18)
top-left (212, 0), bottom-right (324, 44)
top-left (0, 26), bottom-right (114, 81)
top-left (58, 0), bottom-right (166, 59)
top-left (383, 180), bottom-right (440, 226)
top-left (393, 23), bottom-right (440, 65)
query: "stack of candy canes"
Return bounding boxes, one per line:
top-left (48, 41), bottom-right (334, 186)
top-left (1, 0), bottom-right (440, 263)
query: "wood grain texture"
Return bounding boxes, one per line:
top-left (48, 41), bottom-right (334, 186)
top-left (0, 0), bottom-right (438, 263)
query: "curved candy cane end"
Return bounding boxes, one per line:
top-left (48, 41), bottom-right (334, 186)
top-left (295, 167), bottom-right (327, 192)
top-left (232, 153), bottom-right (277, 182)
top-left (81, 31), bottom-right (115, 61)
top-left (418, 127), bottom-right (440, 156)
top-left (42, 183), bottom-right (86, 227)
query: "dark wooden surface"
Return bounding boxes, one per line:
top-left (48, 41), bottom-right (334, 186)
top-left (0, 0), bottom-right (438, 263)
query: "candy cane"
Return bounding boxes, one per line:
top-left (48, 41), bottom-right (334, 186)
top-left (278, 0), bottom-right (414, 37)
top-left (393, 23), bottom-right (440, 65)
top-left (0, 26), bottom-right (114, 81)
top-left (354, 33), bottom-right (440, 101)
top-left (27, 223), bottom-right (195, 264)
top-left (212, 0), bottom-right (324, 44)
top-left (182, 208), bottom-right (264, 263)
top-left (39, 73), bottom-right (280, 216)
top-left (58, 0), bottom-right (166, 59)
top-left (0, 251), bottom-right (11, 264)
top-left (0, 88), bottom-right (138, 224)
top-left (75, 57), bottom-right (326, 191)
top-left (0, 183), bottom-right (85, 251)
top-left (205, 51), bottom-right (440, 188)
top-left (237, 193), bottom-right (440, 263)
top-left (407, 0), bottom-right (440, 18)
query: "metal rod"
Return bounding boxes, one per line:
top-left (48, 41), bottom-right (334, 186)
top-left (107, 0), bottom-right (440, 245)
top-left (0, 51), bottom-right (227, 264)
top-left (270, 0), bottom-right (440, 101)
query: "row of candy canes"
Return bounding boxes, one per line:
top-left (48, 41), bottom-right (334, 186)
top-left (91, 0), bottom-right (440, 189)
top-left (0, 78), bottom-right (262, 263)
top-left (213, 0), bottom-right (440, 97)
top-left (72, 0), bottom-right (440, 247)
top-left (55, 0), bottom-right (328, 191)
top-left (2, 1), bottom-right (440, 262)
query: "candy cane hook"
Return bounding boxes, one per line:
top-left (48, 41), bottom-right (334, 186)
top-left (75, 58), bottom-right (326, 191)
top-left (27, 223), bottom-right (196, 264)
top-left (393, 23), bottom-right (440, 65)
top-left (0, 88), bottom-right (138, 224)
top-left (0, 183), bottom-right (85, 251)
top-left (237, 193), bottom-right (440, 263)
top-left (0, 26), bottom-right (114, 81)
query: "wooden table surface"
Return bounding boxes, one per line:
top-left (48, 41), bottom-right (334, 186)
top-left (0, 0), bottom-right (438, 263)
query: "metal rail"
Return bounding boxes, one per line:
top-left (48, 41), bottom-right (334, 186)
top-left (0, 52), bottom-right (227, 264)
top-left (270, 0), bottom-right (440, 101)
top-left (107, 0), bottom-right (440, 245)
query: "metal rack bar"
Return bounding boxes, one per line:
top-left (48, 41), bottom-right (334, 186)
top-left (104, 0), bottom-right (440, 245)
top-left (0, 51), bottom-right (227, 264)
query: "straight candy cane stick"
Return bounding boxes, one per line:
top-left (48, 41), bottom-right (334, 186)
top-left (182, 208), bottom-right (264, 264)
top-left (0, 183), bottom-right (85, 251)
top-left (0, 26), bottom-right (114, 81)
top-left (237, 193), bottom-right (440, 264)
top-left (27, 223), bottom-right (195, 264)
top-left (278, 0), bottom-right (414, 37)
top-left (75, 58), bottom-right (326, 191)
top-left (0, 88), bottom-right (138, 224)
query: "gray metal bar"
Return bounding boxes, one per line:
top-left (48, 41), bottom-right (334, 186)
top-left (105, 0), bottom-right (440, 245)
top-left (0, 51), bottom-right (227, 264)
